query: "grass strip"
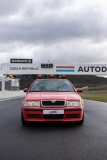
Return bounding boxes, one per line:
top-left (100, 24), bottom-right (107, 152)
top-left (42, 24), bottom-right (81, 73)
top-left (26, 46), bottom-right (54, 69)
top-left (84, 85), bottom-right (107, 91)
top-left (79, 92), bottom-right (107, 103)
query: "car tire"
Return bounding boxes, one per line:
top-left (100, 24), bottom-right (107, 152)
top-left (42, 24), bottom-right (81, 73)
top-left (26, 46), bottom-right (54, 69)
top-left (76, 114), bottom-right (84, 125)
top-left (21, 111), bottom-right (27, 125)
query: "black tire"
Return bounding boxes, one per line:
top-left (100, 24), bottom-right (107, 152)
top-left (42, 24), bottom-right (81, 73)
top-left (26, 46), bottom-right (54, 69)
top-left (76, 114), bottom-right (84, 125)
top-left (21, 111), bottom-right (27, 125)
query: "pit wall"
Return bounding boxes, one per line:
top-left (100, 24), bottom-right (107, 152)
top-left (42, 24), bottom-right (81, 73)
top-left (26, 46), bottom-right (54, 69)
top-left (0, 91), bottom-right (26, 99)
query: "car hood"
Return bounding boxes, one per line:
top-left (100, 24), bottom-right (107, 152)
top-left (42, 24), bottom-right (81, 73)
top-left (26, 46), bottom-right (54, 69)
top-left (25, 92), bottom-right (81, 101)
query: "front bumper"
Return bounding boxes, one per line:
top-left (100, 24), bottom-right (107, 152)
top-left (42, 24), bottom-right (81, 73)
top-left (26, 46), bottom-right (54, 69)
top-left (22, 107), bottom-right (84, 123)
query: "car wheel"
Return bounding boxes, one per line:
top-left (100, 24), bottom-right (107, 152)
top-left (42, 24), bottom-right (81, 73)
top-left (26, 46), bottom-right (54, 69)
top-left (21, 111), bottom-right (27, 125)
top-left (76, 114), bottom-right (84, 125)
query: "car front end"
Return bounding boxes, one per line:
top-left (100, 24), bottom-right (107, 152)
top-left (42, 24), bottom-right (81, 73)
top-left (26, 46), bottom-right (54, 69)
top-left (21, 88), bottom-right (84, 124)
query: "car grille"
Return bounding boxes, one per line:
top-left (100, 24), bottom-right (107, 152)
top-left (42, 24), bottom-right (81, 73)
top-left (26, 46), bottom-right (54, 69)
top-left (42, 100), bottom-right (65, 106)
top-left (66, 114), bottom-right (79, 118)
top-left (28, 114), bottom-right (41, 118)
top-left (43, 114), bottom-right (64, 119)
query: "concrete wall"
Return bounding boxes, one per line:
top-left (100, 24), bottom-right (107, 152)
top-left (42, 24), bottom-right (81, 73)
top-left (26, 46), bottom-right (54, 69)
top-left (0, 91), bottom-right (26, 99)
top-left (0, 80), bottom-right (11, 91)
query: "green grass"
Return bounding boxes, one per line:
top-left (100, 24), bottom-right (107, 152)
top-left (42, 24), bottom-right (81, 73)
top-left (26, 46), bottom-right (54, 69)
top-left (79, 92), bottom-right (107, 103)
top-left (84, 85), bottom-right (107, 91)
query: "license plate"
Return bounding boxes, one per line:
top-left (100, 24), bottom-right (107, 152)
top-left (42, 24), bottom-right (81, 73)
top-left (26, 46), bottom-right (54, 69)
top-left (43, 110), bottom-right (64, 114)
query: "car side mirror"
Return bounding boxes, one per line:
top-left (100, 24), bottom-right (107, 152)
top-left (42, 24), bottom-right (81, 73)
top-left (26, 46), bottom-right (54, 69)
top-left (23, 88), bottom-right (28, 92)
top-left (76, 88), bottom-right (83, 92)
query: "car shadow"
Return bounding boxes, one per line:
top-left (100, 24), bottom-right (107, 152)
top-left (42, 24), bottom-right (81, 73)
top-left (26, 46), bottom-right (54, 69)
top-left (20, 121), bottom-right (84, 131)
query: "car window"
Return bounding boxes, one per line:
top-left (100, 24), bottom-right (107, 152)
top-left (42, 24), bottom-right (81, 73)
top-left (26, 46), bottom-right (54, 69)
top-left (30, 79), bottom-right (75, 92)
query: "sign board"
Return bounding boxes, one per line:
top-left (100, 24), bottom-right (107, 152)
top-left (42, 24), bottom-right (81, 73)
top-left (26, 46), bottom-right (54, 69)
top-left (10, 59), bottom-right (32, 63)
top-left (1, 63), bottom-right (107, 75)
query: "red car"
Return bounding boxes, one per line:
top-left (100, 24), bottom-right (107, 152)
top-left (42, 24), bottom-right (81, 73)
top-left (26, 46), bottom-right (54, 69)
top-left (21, 75), bottom-right (84, 125)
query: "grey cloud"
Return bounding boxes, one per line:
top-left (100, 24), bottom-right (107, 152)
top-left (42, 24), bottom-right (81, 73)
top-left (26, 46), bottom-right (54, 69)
top-left (0, 0), bottom-right (25, 15)
top-left (0, 0), bottom-right (107, 67)
top-left (24, 0), bottom-right (75, 13)
top-left (30, 40), bottom-right (107, 64)
top-left (42, 0), bottom-right (75, 10)
top-left (0, 39), bottom-right (107, 67)
top-left (0, 8), bottom-right (106, 44)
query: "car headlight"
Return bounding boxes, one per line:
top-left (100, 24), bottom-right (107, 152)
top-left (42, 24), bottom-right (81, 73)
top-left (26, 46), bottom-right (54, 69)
top-left (24, 101), bottom-right (40, 107)
top-left (67, 101), bottom-right (82, 106)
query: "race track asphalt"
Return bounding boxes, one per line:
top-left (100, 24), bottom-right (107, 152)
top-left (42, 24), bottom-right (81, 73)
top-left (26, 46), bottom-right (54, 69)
top-left (0, 98), bottom-right (107, 160)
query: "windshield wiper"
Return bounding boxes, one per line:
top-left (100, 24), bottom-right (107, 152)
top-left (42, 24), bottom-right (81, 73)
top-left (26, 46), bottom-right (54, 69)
top-left (29, 90), bottom-right (75, 92)
top-left (29, 91), bottom-right (41, 92)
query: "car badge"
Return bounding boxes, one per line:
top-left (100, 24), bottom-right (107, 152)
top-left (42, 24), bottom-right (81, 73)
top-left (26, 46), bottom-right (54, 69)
top-left (51, 100), bottom-right (56, 103)
top-left (49, 110), bottom-right (58, 114)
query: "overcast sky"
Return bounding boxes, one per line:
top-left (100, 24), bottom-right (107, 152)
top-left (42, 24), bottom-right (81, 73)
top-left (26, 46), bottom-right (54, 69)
top-left (0, 0), bottom-right (107, 74)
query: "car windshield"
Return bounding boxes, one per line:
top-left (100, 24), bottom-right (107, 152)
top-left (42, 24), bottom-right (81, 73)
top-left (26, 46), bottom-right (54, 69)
top-left (30, 79), bottom-right (75, 92)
